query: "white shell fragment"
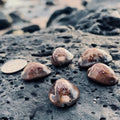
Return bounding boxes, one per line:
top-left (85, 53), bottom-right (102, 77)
top-left (1, 59), bottom-right (27, 74)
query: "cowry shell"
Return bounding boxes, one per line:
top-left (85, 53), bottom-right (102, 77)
top-left (21, 62), bottom-right (51, 80)
top-left (51, 47), bottom-right (73, 67)
top-left (78, 48), bottom-right (112, 68)
top-left (88, 63), bottom-right (118, 85)
top-left (49, 78), bottom-right (80, 107)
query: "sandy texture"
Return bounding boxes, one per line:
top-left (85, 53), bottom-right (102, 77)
top-left (0, 28), bottom-right (120, 120)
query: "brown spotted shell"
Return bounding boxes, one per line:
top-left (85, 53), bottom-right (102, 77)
top-left (78, 48), bottom-right (112, 68)
top-left (88, 63), bottom-right (118, 85)
top-left (51, 47), bottom-right (73, 67)
top-left (49, 78), bottom-right (80, 107)
top-left (21, 62), bottom-right (51, 80)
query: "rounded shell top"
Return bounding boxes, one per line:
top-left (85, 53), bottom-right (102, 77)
top-left (1, 59), bottom-right (27, 74)
top-left (88, 63), bottom-right (118, 85)
top-left (49, 78), bottom-right (80, 107)
top-left (51, 47), bottom-right (73, 67)
top-left (78, 48), bottom-right (112, 68)
top-left (21, 62), bottom-right (51, 80)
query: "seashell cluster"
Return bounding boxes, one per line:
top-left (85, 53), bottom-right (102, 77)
top-left (88, 63), bottom-right (118, 85)
top-left (49, 78), bottom-right (80, 107)
top-left (78, 48), bottom-right (112, 68)
top-left (1, 47), bottom-right (118, 108)
top-left (21, 62), bottom-right (51, 80)
top-left (51, 47), bottom-right (73, 67)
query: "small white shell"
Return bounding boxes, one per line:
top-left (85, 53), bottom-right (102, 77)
top-left (1, 59), bottom-right (27, 74)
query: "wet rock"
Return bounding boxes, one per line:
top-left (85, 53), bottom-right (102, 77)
top-left (100, 117), bottom-right (106, 120)
top-left (51, 47), bottom-right (73, 67)
top-left (9, 11), bottom-right (27, 23)
top-left (78, 48), bottom-right (112, 68)
top-left (47, 9), bottom-right (89, 28)
top-left (82, 0), bottom-right (88, 7)
top-left (0, 117), bottom-right (8, 120)
top-left (4, 29), bottom-right (15, 35)
top-left (88, 63), bottom-right (118, 85)
top-left (4, 24), bottom-right (39, 35)
top-left (0, 12), bottom-right (12, 30)
top-left (53, 26), bottom-right (70, 33)
top-left (100, 45), bottom-right (117, 49)
top-left (47, 7), bottom-right (77, 27)
top-left (91, 43), bottom-right (97, 47)
top-left (48, 7), bottom-right (120, 36)
top-left (46, 1), bottom-right (55, 6)
top-left (21, 62), bottom-right (51, 80)
top-left (110, 52), bottom-right (120, 60)
top-left (5, 29), bottom-right (24, 35)
top-left (0, 0), bottom-right (6, 5)
top-left (109, 104), bottom-right (119, 111)
top-left (49, 78), bottom-right (80, 107)
top-left (31, 50), bottom-right (52, 57)
top-left (4, 29), bottom-right (24, 35)
top-left (21, 25), bottom-right (40, 33)
top-left (57, 35), bottom-right (73, 39)
top-left (76, 9), bottom-right (120, 35)
top-left (86, 0), bottom-right (120, 10)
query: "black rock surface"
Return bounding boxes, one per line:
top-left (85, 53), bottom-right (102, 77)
top-left (0, 0), bottom-right (6, 5)
top-left (4, 24), bottom-right (40, 35)
top-left (47, 7), bottom-right (77, 27)
top-left (47, 1), bottom-right (120, 36)
top-left (86, 0), bottom-right (120, 10)
top-left (9, 11), bottom-right (27, 23)
top-left (0, 28), bottom-right (120, 120)
top-left (0, 12), bottom-right (12, 30)
top-left (75, 9), bottom-right (120, 36)
top-left (21, 25), bottom-right (40, 33)
top-left (46, 1), bottom-right (55, 6)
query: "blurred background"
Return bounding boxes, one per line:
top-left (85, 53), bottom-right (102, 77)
top-left (0, 0), bottom-right (83, 35)
top-left (0, 0), bottom-right (120, 36)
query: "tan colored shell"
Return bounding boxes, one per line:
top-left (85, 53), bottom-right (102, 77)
top-left (51, 47), bottom-right (73, 67)
top-left (21, 62), bottom-right (51, 80)
top-left (78, 48), bottom-right (112, 68)
top-left (1, 59), bottom-right (27, 74)
top-left (88, 63), bottom-right (118, 85)
top-left (49, 78), bottom-right (80, 107)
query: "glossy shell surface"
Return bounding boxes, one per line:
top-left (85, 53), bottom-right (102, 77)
top-left (88, 63), bottom-right (118, 85)
top-left (21, 62), bottom-right (51, 80)
top-left (51, 47), bottom-right (73, 67)
top-left (78, 48), bottom-right (112, 68)
top-left (49, 78), bottom-right (80, 107)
